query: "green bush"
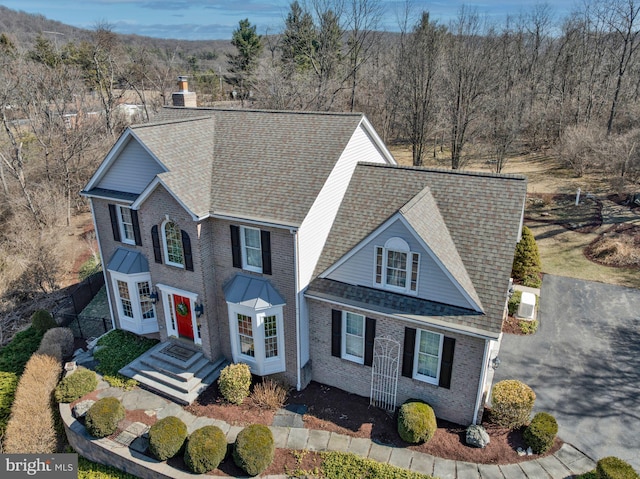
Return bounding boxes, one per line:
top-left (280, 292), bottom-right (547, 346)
top-left (397, 400), bottom-right (437, 444)
top-left (491, 380), bottom-right (536, 429)
top-left (85, 397), bottom-right (125, 438)
top-left (36, 342), bottom-right (62, 362)
top-left (31, 309), bottom-right (57, 334)
top-left (148, 416), bottom-right (188, 461)
top-left (596, 457), bottom-right (640, 479)
top-left (0, 327), bottom-right (45, 375)
top-left (321, 451), bottom-right (435, 479)
top-left (184, 425), bottom-right (228, 473)
top-left (233, 424), bottom-right (275, 476)
top-left (519, 320), bottom-right (539, 334)
top-left (523, 412), bottom-right (558, 453)
top-left (0, 371), bottom-right (19, 436)
top-left (55, 367), bottom-right (98, 403)
top-left (218, 363), bottom-right (252, 405)
top-left (41, 327), bottom-right (75, 359)
top-left (511, 226), bottom-right (542, 288)
top-left (508, 291), bottom-right (522, 316)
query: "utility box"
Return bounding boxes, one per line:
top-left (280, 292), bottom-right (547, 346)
top-left (517, 292), bottom-right (536, 320)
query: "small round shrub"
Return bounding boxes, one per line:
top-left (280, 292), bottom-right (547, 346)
top-left (148, 416), bottom-right (188, 461)
top-left (508, 291), bottom-right (522, 316)
top-left (597, 457), bottom-right (640, 479)
top-left (85, 397), bottom-right (125, 438)
top-left (41, 327), bottom-right (75, 358)
top-left (55, 367), bottom-right (98, 403)
top-left (36, 342), bottom-right (63, 361)
top-left (397, 399), bottom-right (437, 444)
top-left (184, 425), bottom-right (228, 473)
top-left (218, 363), bottom-right (251, 405)
top-left (233, 424), bottom-right (275, 476)
top-left (31, 310), bottom-right (57, 334)
top-left (523, 412), bottom-right (558, 453)
top-left (491, 379), bottom-right (536, 429)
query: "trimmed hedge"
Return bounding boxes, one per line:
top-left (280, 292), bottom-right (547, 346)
top-left (397, 400), bottom-right (437, 444)
top-left (184, 425), bottom-right (228, 473)
top-left (3, 353), bottom-right (62, 453)
top-left (0, 371), bottom-right (19, 436)
top-left (523, 412), bottom-right (558, 453)
top-left (31, 309), bottom-right (57, 334)
top-left (233, 424), bottom-right (275, 476)
top-left (491, 380), bottom-right (536, 429)
top-left (85, 397), bottom-right (125, 438)
top-left (148, 416), bottom-right (188, 461)
top-left (218, 363), bottom-right (251, 405)
top-left (55, 367), bottom-right (98, 403)
top-left (41, 327), bottom-right (75, 359)
top-left (596, 457), bottom-right (640, 479)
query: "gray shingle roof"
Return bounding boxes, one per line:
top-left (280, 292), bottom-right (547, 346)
top-left (130, 108), bottom-right (365, 224)
top-left (312, 163), bottom-right (527, 335)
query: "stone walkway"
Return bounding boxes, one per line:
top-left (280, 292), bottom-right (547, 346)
top-left (70, 378), bottom-right (596, 479)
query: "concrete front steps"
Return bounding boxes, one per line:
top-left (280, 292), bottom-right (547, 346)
top-left (119, 341), bottom-right (228, 405)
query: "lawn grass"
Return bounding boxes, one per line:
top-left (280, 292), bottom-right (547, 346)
top-left (78, 456), bottom-right (138, 479)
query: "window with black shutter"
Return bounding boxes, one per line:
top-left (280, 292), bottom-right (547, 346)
top-left (151, 225), bottom-right (163, 264)
top-left (108, 204), bottom-right (121, 242)
top-left (181, 230), bottom-right (193, 271)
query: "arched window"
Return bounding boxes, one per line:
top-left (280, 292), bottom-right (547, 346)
top-left (374, 237), bottom-right (420, 294)
top-left (162, 220), bottom-right (184, 268)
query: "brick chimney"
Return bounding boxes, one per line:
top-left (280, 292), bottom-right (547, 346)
top-left (172, 76), bottom-right (197, 107)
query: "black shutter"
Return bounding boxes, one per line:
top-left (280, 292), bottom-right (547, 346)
top-left (151, 225), bottom-right (163, 264)
top-left (364, 317), bottom-right (376, 366)
top-left (261, 230), bottom-right (272, 275)
top-left (108, 204), bottom-right (121, 242)
top-left (131, 209), bottom-right (142, 246)
top-left (230, 225), bottom-right (241, 268)
top-left (331, 309), bottom-right (342, 358)
top-left (402, 327), bottom-right (416, 378)
top-left (182, 230), bottom-right (193, 271)
top-left (438, 337), bottom-right (456, 389)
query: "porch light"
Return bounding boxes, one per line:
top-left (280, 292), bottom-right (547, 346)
top-left (149, 291), bottom-right (159, 304)
top-left (194, 303), bottom-right (204, 318)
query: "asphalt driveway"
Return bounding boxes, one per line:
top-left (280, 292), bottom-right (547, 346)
top-left (494, 275), bottom-right (640, 470)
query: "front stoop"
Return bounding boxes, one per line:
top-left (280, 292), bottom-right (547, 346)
top-left (119, 342), bottom-right (228, 405)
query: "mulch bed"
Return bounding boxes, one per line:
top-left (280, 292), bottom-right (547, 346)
top-left (525, 193), bottom-right (602, 233)
top-left (584, 223), bottom-right (640, 268)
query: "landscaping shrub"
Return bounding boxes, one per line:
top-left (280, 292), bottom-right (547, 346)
top-left (508, 290), bottom-right (522, 316)
top-left (0, 371), bottom-right (19, 436)
top-left (321, 451), bottom-right (435, 479)
top-left (218, 363), bottom-right (251, 405)
top-left (85, 397), bottom-right (125, 438)
top-left (233, 424), bottom-right (275, 476)
top-left (41, 327), bottom-right (75, 359)
top-left (148, 416), bottom-right (188, 461)
top-left (0, 326), bottom-right (45, 375)
top-left (491, 380), bottom-right (536, 429)
top-left (31, 309), bottom-right (57, 334)
top-left (55, 367), bottom-right (98, 403)
top-left (36, 342), bottom-right (63, 362)
top-left (511, 226), bottom-right (542, 288)
top-left (3, 353), bottom-right (62, 453)
top-left (251, 379), bottom-right (288, 410)
top-left (523, 412), bottom-right (558, 453)
top-left (184, 425), bottom-right (228, 473)
top-left (519, 320), bottom-right (539, 334)
top-left (596, 457), bottom-right (640, 479)
top-left (397, 399), bottom-right (437, 444)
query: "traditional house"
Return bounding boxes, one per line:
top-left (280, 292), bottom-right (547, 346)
top-left (81, 81), bottom-right (526, 425)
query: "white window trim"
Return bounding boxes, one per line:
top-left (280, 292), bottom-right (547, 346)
top-left (110, 271), bottom-right (158, 335)
top-left (341, 311), bottom-right (365, 364)
top-left (227, 303), bottom-right (285, 376)
top-left (118, 205), bottom-right (135, 245)
top-left (412, 329), bottom-right (443, 385)
top-left (161, 219), bottom-right (184, 269)
top-left (373, 237), bottom-right (420, 295)
top-left (240, 226), bottom-right (263, 273)
top-left (156, 284), bottom-right (201, 345)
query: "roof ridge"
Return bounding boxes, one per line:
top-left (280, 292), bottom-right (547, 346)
top-left (399, 185), bottom-right (432, 215)
top-left (131, 116), bottom-right (213, 129)
top-left (161, 105), bottom-right (364, 118)
top-left (357, 162), bottom-right (527, 181)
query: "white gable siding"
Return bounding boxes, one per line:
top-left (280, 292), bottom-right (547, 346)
top-left (326, 219), bottom-right (473, 309)
top-left (96, 138), bottom-right (165, 194)
top-left (297, 123), bottom-right (392, 365)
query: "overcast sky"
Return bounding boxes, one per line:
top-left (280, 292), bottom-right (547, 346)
top-left (0, 1), bottom-right (579, 40)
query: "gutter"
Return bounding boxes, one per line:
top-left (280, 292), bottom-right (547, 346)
top-left (472, 339), bottom-right (491, 425)
top-left (293, 229), bottom-right (301, 390)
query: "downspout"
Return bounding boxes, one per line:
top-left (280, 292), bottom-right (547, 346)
top-left (292, 229), bottom-right (301, 390)
top-left (472, 339), bottom-right (491, 425)
top-left (90, 200), bottom-right (116, 331)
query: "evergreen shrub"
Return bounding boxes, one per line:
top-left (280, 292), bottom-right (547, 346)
top-left (233, 424), bottom-right (275, 476)
top-left (511, 226), bottom-right (542, 288)
top-left (596, 457), bottom-right (640, 479)
top-left (184, 425), bottom-right (228, 473)
top-left (55, 367), bottom-right (98, 403)
top-left (148, 416), bottom-right (188, 461)
top-left (218, 363), bottom-right (251, 405)
top-left (523, 412), bottom-right (558, 453)
top-left (85, 397), bottom-right (125, 438)
top-left (31, 309), bottom-right (57, 334)
top-left (397, 399), bottom-right (437, 444)
top-left (491, 380), bottom-right (536, 429)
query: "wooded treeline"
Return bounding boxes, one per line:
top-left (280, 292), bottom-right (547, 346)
top-left (1, 0), bottom-right (640, 332)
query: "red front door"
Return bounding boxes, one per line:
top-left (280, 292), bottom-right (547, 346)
top-left (174, 295), bottom-right (194, 340)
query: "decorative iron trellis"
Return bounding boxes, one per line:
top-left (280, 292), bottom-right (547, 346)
top-left (370, 337), bottom-right (400, 412)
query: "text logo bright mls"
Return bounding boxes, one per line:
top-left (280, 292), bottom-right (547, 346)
top-left (1, 454), bottom-right (77, 478)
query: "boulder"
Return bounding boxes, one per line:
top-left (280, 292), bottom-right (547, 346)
top-left (72, 399), bottom-right (95, 419)
top-left (466, 424), bottom-right (490, 448)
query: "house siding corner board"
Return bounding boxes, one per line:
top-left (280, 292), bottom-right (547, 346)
top-left (326, 219), bottom-right (471, 309)
top-left (96, 138), bottom-right (164, 194)
top-left (307, 298), bottom-right (484, 425)
top-left (212, 219), bottom-right (299, 387)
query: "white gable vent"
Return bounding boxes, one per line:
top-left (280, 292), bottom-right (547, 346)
top-left (517, 292), bottom-right (536, 320)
